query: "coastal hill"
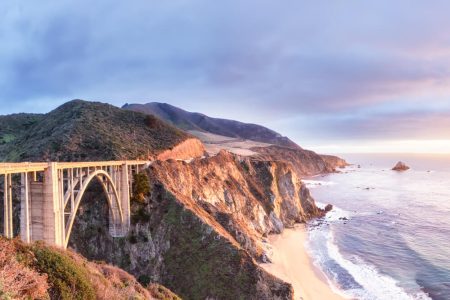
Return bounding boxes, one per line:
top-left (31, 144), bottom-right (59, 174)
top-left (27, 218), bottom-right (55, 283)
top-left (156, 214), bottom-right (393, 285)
top-left (122, 102), bottom-right (300, 149)
top-left (123, 102), bottom-right (347, 175)
top-left (0, 100), bottom-right (203, 162)
top-left (1, 99), bottom-right (342, 299)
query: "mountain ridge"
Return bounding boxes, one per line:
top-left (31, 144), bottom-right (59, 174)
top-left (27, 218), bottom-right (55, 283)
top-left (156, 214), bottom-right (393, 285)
top-left (123, 102), bottom-right (301, 149)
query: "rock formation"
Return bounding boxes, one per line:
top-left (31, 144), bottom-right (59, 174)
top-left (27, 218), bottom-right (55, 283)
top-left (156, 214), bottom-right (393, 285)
top-left (392, 161), bottom-right (410, 171)
top-left (68, 150), bottom-right (328, 299)
top-left (252, 145), bottom-right (347, 176)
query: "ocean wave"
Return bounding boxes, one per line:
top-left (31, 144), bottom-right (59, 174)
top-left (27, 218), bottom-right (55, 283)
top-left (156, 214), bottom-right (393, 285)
top-left (307, 226), bottom-right (432, 300)
top-left (303, 179), bottom-right (336, 188)
top-left (314, 201), bottom-right (352, 222)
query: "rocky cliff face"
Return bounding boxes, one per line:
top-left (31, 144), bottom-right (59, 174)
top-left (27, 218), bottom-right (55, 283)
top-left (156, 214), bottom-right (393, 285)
top-left (320, 154), bottom-right (349, 169)
top-left (149, 150), bottom-right (323, 259)
top-left (68, 150), bottom-right (326, 299)
top-left (252, 145), bottom-right (347, 176)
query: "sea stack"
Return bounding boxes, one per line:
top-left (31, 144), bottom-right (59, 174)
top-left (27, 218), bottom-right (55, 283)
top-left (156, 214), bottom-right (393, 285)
top-left (392, 161), bottom-right (410, 171)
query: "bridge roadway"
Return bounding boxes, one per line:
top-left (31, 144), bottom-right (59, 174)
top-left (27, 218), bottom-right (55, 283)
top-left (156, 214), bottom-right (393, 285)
top-left (0, 160), bottom-right (150, 248)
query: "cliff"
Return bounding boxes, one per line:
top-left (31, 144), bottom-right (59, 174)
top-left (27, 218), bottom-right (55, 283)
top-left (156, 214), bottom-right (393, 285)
top-left (68, 150), bottom-right (326, 299)
top-left (320, 154), bottom-right (349, 169)
top-left (252, 145), bottom-right (347, 176)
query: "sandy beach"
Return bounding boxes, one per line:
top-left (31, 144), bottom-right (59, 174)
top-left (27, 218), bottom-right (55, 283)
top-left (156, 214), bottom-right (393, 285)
top-left (260, 225), bottom-right (345, 300)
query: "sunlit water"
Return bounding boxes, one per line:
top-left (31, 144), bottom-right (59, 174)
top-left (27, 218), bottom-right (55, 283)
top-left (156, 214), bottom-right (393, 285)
top-left (305, 153), bottom-right (450, 300)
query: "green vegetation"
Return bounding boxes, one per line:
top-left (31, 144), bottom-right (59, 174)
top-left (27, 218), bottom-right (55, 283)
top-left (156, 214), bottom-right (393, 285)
top-left (132, 172), bottom-right (151, 203)
top-left (0, 100), bottom-right (189, 162)
top-left (131, 206), bottom-right (151, 224)
top-left (31, 242), bottom-right (96, 300)
top-left (160, 194), bottom-right (263, 300)
top-left (0, 133), bottom-right (15, 144)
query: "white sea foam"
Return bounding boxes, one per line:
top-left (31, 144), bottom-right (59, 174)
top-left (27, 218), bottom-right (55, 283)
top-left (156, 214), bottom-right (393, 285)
top-left (303, 179), bottom-right (336, 189)
top-left (314, 201), bottom-right (352, 222)
top-left (307, 224), bottom-right (432, 300)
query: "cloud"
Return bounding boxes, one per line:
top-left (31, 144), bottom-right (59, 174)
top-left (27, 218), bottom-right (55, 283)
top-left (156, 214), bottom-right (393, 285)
top-left (1, 0), bottom-right (450, 145)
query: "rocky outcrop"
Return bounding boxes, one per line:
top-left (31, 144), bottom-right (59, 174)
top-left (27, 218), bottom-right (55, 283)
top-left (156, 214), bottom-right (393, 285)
top-left (320, 154), bottom-right (349, 169)
top-left (157, 138), bottom-right (206, 161)
top-left (252, 145), bottom-right (347, 176)
top-left (392, 161), bottom-right (410, 171)
top-left (149, 150), bottom-right (324, 257)
top-left (68, 150), bottom-right (326, 299)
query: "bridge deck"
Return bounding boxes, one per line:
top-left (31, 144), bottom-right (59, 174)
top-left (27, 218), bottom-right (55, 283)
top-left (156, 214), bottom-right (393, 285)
top-left (0, 160), bottom-right (149, 174)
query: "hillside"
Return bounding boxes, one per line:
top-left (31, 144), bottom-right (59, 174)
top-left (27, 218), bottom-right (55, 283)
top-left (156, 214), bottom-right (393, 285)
top-left (123, 102), bottom-right (347, 176)
top-left (122, 102), bottom-right (300, 149)
top-left (1, 99), bottom-right (337, 299)
top-left (0, 237), bottom-right (179, 300)
top-left (0, 100), bottom-right (193, 162)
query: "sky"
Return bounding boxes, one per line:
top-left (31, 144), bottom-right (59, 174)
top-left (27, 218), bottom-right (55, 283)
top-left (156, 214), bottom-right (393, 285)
top-left (1, 1), bottom-right (450, 153)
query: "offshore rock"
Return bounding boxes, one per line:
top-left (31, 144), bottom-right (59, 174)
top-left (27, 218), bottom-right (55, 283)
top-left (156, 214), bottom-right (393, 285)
top-left (392, 161), bottom-right (410, 171)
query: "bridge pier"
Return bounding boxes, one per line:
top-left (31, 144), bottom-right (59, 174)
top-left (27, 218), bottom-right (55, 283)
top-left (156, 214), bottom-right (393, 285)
top-left (3, 174), bottom-right (13, 238)
top-left (120, 163), bottom-right (131, 233)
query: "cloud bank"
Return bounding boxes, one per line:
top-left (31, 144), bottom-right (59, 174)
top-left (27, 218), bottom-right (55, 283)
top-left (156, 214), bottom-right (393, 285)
top-left (1, 0), bottom-right (450, 148)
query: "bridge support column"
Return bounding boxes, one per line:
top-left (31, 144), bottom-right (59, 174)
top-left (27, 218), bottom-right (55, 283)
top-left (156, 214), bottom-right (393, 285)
top-left (121, 163), bottom-right (131, 234)
top-left (20, 173), bottom-right (31, 243)
top-left (42, 163), bottom-right (64, 247)
top-left (3, 174), bottom-right (13, 238)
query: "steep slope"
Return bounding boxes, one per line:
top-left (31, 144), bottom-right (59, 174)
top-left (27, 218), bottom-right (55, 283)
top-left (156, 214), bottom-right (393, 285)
top-left (123, 102), bottom-right (347, 176)
top-left (68, 150), bottom-right (327, 299)
top-left (0, 237), bottom-right (179, 300)
top-left (123, 102), bottom-right (300, 149)
top-left (1, 100), bottom-right (201, 162)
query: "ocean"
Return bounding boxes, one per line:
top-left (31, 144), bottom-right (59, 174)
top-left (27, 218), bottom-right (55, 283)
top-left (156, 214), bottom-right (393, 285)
top-left (305, 153), bottom-right (450, 300)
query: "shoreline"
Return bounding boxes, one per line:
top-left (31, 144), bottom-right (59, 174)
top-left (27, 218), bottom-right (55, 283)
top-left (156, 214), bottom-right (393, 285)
top-left (260, 225), bottom-right (346, 300)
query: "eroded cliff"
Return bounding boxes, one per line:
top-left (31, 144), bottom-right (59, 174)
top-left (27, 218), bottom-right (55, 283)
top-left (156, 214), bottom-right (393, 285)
top-left (68, 150), bottom-right (327, 300)
top-left (252, 145), bottom-right (347, 176)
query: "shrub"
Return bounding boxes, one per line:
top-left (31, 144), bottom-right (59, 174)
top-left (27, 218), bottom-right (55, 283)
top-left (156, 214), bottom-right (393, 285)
top-left (132, 173), bottom-right (150, 203)
top-left (0, 238), bottom-right (49, 300)
top-left (131, 207), bottom-right (151, 224)
top-left (31, 243), bottom-right (95, 300)
top-left (145, 115), bottom-right (159, 128)
top-left (147, 283), bottom-right (181, 300)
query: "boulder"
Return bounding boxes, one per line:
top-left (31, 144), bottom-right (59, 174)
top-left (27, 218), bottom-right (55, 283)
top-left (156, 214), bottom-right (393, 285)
top-left (324, 204), bottom-right (333, 212)
top-left (392, 161), bottom-right (410, 171)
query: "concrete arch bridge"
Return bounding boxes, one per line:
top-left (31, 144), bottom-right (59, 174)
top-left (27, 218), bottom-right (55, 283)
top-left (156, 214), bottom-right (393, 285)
top-left (0, 161), bottom-right (150, 249)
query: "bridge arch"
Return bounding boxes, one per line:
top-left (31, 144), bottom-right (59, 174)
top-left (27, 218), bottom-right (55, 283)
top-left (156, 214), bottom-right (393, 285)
top-left (64, 170), bottom-right (124, 248)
